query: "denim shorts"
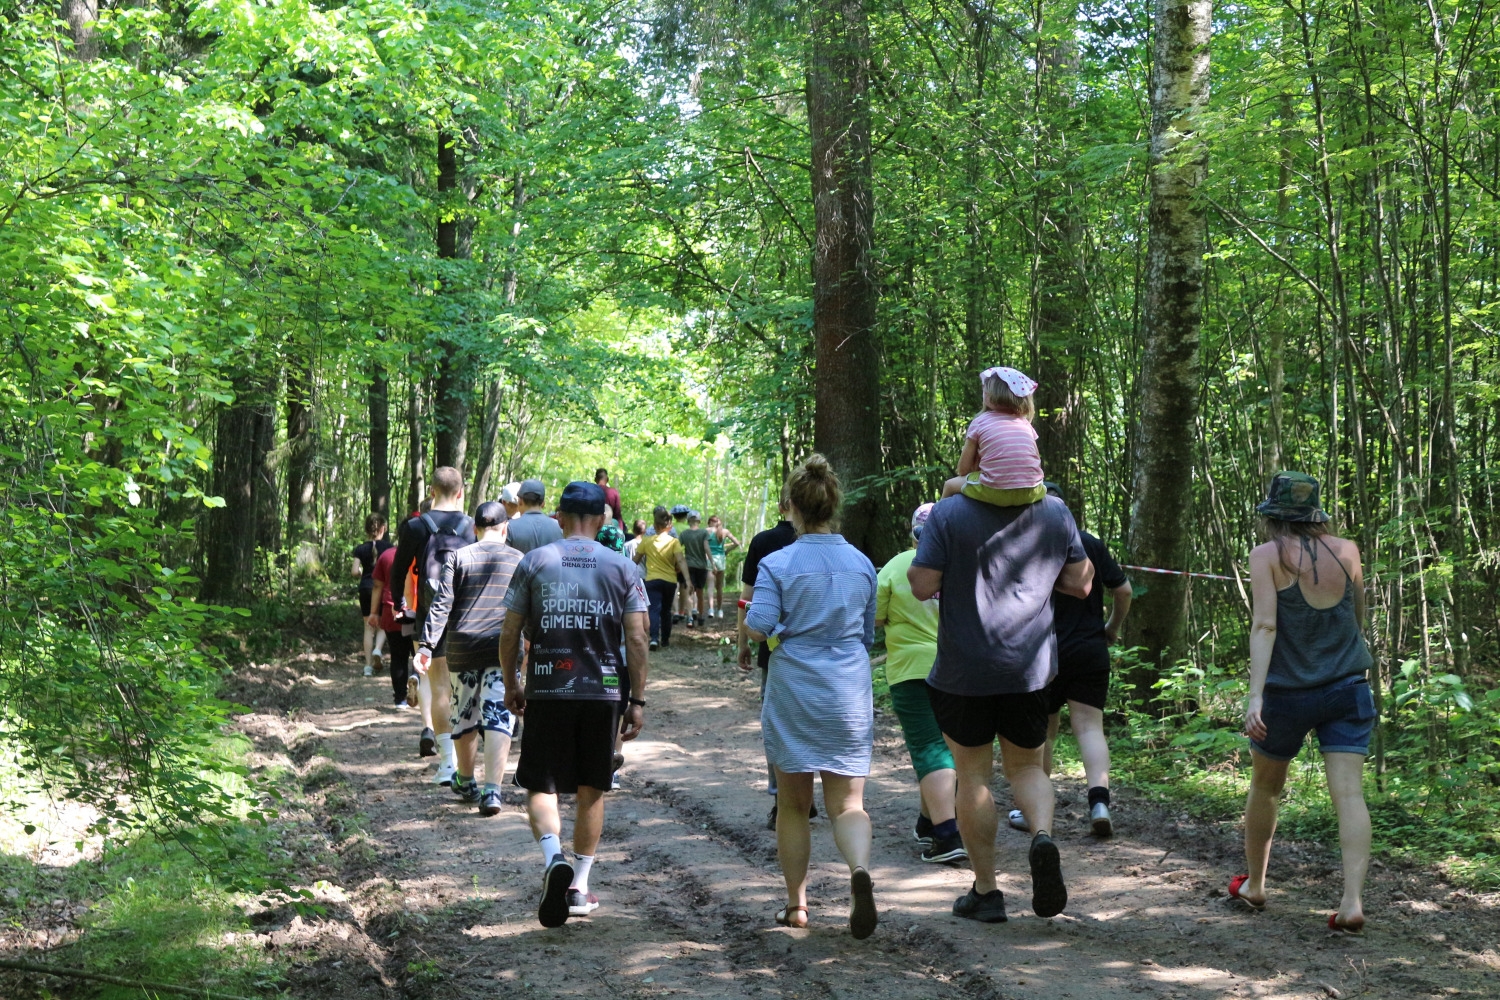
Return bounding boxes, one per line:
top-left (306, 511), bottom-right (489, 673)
top-left (1252, 674), bottom-right (1375, 761)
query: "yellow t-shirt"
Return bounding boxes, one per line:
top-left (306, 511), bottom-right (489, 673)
top-left (640, 532), bottom-right (683, 583)
top-left (875, 548), bottom-right (939, 686)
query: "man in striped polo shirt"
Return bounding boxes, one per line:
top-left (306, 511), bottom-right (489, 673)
top-left (416, 501), bottom-right (523, 816)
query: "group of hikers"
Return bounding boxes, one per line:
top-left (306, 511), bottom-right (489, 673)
top-left (347, 366), bottom-right (1377, 940)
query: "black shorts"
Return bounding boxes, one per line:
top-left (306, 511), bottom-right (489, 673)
top-left (1048, 642), bottom-right (1111, 714)
top-left (688, 566), bottom-right (709, 589)
top-left (515, 699), bottom-right (619, 794)
top-left (927, 685), bottom-right (1051, 750)
top-left (358, 585), bottom-right (374, 616)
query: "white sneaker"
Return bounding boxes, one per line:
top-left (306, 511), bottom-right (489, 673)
top-left (1007, 808), bottom-right (1029, 832)
top-left (1090, 801), bottom-right (1113, 837)
top-left (363, 663), bottom-right (373, 677)
top-left (434, 761), bottom-right (457, 786)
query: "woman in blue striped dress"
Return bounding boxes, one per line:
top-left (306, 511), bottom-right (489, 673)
top-left (745, 454), bottom-right (880, 939)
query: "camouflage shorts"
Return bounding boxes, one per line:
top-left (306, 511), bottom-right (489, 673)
top-left (449, 668), bottom-right (514, 739)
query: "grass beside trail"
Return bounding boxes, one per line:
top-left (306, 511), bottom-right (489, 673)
top-left (0, 596), bottom-right (368, 998)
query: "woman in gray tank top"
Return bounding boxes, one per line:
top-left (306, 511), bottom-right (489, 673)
top-left (1230, 472), bottom-right (1373, 934)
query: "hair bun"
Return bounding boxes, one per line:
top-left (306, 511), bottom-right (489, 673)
top-left (803, 454), bottom-right (832, 477)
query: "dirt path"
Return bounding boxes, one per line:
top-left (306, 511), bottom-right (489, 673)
top-left (237, 620), bottom-right (1499, 1000)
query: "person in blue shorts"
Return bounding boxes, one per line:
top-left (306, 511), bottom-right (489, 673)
top-left (1230, 472), bottom-right (1374, 936)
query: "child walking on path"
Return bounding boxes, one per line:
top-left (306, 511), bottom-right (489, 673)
top-left (942, 366), bottom-right (1046, 506)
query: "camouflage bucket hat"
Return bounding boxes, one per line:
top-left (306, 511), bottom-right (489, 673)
top-left (595, 523), bottom-right (626, 553)
top-left (1255, 471), bottom-right (1330, 523)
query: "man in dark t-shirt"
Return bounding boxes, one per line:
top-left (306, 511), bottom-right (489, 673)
top-left (501, 481), bottom-right (649, 928)
top-left (735, 496), bottom-right (799, 824)
top-left (1008, 483), bottom-right (1132, 839)
top-left (909, 493), bottom-right (1092, 924)
top-left (390, 466), bottom-right (477, 783)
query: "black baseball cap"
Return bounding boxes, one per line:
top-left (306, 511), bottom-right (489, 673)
top-left (558, 481), bottom-right (607, 516)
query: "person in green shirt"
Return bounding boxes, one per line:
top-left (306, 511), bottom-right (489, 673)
top-left (875, 502), bottom-right (965, 864)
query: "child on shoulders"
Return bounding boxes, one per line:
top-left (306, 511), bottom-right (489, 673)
top-left (941, 366), bottom-right (1047, 506)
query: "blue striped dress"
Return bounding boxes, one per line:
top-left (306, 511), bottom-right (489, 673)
top-left (745, 533), bottom-right (878, 776)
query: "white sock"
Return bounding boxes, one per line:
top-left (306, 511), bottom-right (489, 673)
top-left (539, 834), bottom-right (563, 866)
top-left (437, 732), bottom-right (455, 765)
top-left (571, 854), bottom-right (594, 893)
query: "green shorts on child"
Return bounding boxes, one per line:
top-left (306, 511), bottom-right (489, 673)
top-left (960, 473), bottom-right (1047, 506)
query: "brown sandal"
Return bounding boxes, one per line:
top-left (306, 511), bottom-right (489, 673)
top-left (775, 905), bottom-right (808, 928)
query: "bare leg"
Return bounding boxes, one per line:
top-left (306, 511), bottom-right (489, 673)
top-left (483, 732), bottom-right (512, 786)
top-left (775, 770), bottom-right (815, 922)
top-left (1042, 713), bottom-right (1062, 775)
top-left (820, 774), bottom-right (871, 872)
top-left (417, 670), bottom-right (434, 730)
top-left (454, 731), bottom-right (478, 776)
top-left (1067, 702), bottom-right (1111, 789)
top-left (362, 620), bottom-right (376, 667)
top-left (1000, 737), bottom-right (1055, 836)
top-left (712, 570), bottom-right (725, 615)
top-left (1242, 749), bottom-right (1289, 905)
top-left (695, 582), bottom-right (707, 620)
top-left (1323, 753), bottom-right (1369, 928)
top-left (574, 786), bottom-right (605, 856)
top-left (527, 791), bottom-right (561, 840)
top-left (947, 740), bottom-right (999, 893)
top-left (429, 657), bottom-right (452, 736)
top-left (917, 768), bottom-right (957, 825)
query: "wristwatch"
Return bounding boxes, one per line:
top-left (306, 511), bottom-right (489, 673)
top-left (628, 697), bottom-right (647, 708)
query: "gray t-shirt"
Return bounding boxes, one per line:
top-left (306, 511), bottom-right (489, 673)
top-left (912, 495), bottom-right (1087, 696)
top-left (678, 527), bottom-right (711, 569)
top-left (503, 537), bottom-right (649, 701)
top-left (505, 510), bottom-right (564, 554)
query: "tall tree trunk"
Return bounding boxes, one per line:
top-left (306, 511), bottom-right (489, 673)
top-left (286, 358), bottom-right (320, 575)
top-left (808, 0), bottom-right (884, 558)
top-left (203, 376), bottom-right (274, 603)
top-left (1032, 1), bottom-right (1086, 522)
top-left (1123, 0), bottom-right (1212, 675)
top-left (406, 376), bottom-right (427, 515)
top-left (433, 129), bottom-right (475, 473)
top-left (368, 363), bottom-right (390, 516)
top-left (61, 0), bottom-right (98, 61)
top-left (468, 381), bottom-right (506, 514)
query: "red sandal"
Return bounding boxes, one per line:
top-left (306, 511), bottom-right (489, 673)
top-left (1227, 875), bottom-right (1266, 911)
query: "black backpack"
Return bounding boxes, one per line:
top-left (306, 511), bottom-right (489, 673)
top-left (418, 512), bottom-right (474, 595)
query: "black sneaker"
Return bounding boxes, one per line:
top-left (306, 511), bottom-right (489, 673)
top-left (478, 789), bottom-right (502, 816)
top-left (921, 833), bottom-right (968, 864)
top-left (766, 803), bottom-right (778, 830)
top-left (418, 727), bottom-right (436, 757)
top-left (1029, 832), bottom-right (1067, 918)
top-left (451, 775), bottom-right (480, 803)
top-left (649, 640), bottom-right (660, 651)
top-left (913, 814), bottom-right (935, 847)
top-left (953, 885), bottom-right (1008, 923)
top-left (538, 857), bottom-right (574, 928)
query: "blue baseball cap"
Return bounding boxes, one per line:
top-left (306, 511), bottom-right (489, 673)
top-left (558, 481), bottom-right (607, 516)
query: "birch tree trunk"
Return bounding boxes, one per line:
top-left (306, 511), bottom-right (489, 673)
top-left (1123, 0), bottom-right (1211, 673)
top-left (286, 358), bottom-right (321, 575)
top-left (808, 0), bottom-right (884, 558)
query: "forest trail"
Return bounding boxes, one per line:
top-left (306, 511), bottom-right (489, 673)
top-left (236, 619), bottom-right (1500, 1000)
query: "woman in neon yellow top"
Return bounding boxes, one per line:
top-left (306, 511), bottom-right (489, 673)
top-left (874, 502), bottom-right (963, 864)
top-left (633, 505), bottom-right (691, 650)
